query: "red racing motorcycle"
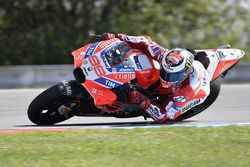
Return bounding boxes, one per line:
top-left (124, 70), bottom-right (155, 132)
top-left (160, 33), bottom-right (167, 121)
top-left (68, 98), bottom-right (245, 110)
top-left (27, 36), bottom-right (245, 125)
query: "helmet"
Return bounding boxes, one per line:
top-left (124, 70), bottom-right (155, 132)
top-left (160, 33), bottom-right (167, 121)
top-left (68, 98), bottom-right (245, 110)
top-left (160, 48), bottom-right (194, 88)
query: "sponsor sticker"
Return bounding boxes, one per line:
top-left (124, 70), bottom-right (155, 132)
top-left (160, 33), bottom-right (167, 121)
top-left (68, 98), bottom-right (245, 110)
top-left (151, 46), bottom-right (161, 54)
top-left (181, 99), bottom-right (202, 114)
top-left (167, 108), bottom-right (178, 119)
top-left (146, 104), bottom-right (165, 120)
top-left (85, 43), bottom-right (98, 58)
top-left (94, 77), bottom-right (122, 88)
top-left (134, 56), bottom-right (143, 69)
top-left (99, 38), bottom-right (118, 49)
top-left (115, 73), bottom-right (135, 80)
top-left (117, 68), bottom-right (135, 72)
top-left (173, 96), bottom-right (186, 103)
top-left (172, 103), bottom-right (182, 111)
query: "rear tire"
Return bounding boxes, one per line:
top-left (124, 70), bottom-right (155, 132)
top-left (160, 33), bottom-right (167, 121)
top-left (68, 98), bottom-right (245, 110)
top-left (175, 77), bottom-right (221, 121)
top-left (27, 85), bottom-right (75, 125)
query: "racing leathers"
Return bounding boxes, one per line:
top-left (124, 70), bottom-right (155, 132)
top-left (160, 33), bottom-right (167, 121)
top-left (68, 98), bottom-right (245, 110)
top-left (103, 33), bottom-right (210, 123)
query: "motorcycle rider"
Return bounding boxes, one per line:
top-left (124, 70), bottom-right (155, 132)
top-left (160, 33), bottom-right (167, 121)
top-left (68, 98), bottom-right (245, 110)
top-left (102, 32), bottom-right (210, 123)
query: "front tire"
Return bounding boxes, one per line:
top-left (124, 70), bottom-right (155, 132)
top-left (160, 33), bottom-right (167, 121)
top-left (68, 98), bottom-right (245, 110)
top-left (27, 85), bottom-right (75, 125)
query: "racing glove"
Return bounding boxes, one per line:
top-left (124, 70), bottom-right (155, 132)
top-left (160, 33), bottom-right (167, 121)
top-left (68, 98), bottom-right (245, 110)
top-left (129, 91), bottom-right (150, 107)
top-left (102, 32), bottom-right (116, 40)
top-left (132, 91), bottom-right (168, 123)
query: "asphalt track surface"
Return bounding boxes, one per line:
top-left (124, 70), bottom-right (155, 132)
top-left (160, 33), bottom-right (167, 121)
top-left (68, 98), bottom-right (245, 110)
top-left (0, 84), bottom-right (250, 131)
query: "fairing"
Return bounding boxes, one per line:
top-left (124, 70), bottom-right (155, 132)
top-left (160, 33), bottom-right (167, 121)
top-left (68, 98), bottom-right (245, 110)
top-left (195, 48), bottom-right (245, 81)
top-left (72, 38), bottom-right (159, 107)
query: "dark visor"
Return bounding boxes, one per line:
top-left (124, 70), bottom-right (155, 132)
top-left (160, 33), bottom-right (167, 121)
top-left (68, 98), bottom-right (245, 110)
top-left (159, 66), bottom-right (187, 84)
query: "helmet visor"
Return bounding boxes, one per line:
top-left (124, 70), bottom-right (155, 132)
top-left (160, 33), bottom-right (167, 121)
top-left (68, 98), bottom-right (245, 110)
top-left (159, 66), bottom-right (187, 85)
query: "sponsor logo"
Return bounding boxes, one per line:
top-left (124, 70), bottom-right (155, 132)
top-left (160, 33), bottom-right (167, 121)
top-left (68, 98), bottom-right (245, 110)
top-left (167, 108), bottom-right (178, 119)
top-left (172, 104), bottom-right (181, 111)
top-left (94, 77), bottom-right (121, 88)
top-left (91, 88), bottom-right (104, 96)
top-left (146, 104), bottom-right (165, 119)
top-left (182, 99), bottom-right (201, 113)
top-left (151, 46), bottom-right (161, 54)
top-left (115, 73), bottom-right (135, 80)
top-left (117, 68), bottom-right (135, 72)
top-left (99, 38), bottom-right (118, 49)
top-left (134, 56), bottom-right (143, 69)
top-left (185, 59), bottom-right (193, 69)
top-left (105, 80), bottom-right (116, 88)
top-left (85, 43), bottom-right (98, 58)
top-left (149, 105), bottom-right (161, 117)
top-left (166, 104), bottom-right (181, 119)
top-left (173, 96), bottom-right (186, 103)
top-left (92, 88), bottom-right (97, 94)
top-left (202, 72), bottom-right (207, 86)
top-left (100, 41), bottom-right (120, 57)
top-left (136, 62), bottom-right (143, 69)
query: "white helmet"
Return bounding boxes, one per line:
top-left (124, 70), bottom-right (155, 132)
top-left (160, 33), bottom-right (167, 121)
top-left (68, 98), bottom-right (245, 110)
top-left (160, 48), bottom-right (194, 88)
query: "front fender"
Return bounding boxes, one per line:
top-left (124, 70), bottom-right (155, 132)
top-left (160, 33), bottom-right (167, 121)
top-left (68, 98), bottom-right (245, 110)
top-left (57, 80), bottom-right (89, 99)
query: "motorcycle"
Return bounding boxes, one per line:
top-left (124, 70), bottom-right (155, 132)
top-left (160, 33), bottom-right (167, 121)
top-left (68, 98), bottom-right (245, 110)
top-left (27, 36), bottom-right (245, 125)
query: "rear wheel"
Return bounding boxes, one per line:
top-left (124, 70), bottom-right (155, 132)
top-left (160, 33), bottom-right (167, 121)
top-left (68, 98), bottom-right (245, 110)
top-left (175, 77), bottom-right (221, 121)
top-left (27, 85), bottom-right (76, 125)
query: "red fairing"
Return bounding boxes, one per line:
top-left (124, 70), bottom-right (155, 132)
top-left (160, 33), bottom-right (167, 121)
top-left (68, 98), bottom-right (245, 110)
top-left (83, 80), bottom-right (117, 106)
top-left (212, 59), bottom-right (240, 80)
top-left (72, 44), bottom-right (91, 68)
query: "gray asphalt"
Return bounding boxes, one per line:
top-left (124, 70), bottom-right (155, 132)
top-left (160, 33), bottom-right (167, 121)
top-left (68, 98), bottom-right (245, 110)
top-left (0, 84), bottom-right (250, 130)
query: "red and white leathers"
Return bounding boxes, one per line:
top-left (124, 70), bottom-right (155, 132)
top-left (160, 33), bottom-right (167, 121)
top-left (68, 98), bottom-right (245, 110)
top-left (103, 33), bottom-right (210, 123)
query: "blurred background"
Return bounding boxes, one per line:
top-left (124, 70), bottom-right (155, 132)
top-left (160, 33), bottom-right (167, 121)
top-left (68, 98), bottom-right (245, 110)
top-left (0, 0), bottom-right (249, 87)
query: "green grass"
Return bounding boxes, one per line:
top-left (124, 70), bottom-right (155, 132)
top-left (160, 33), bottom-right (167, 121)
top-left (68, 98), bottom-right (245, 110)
top-left (0, 127), bottom-right (249, 167)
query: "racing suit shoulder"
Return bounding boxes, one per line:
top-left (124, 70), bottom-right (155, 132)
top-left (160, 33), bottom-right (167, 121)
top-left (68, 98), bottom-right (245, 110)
top-left (188, 61), bottom-right (210, 98)
top-left (169, 61), bottom-right (211, 118)
top-left (144, 61), bottom-right (211, 122)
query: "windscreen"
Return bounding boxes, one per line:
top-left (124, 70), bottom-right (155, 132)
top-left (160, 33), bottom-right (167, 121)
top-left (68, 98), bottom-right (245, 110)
top-left (105, 42), bottom-right (133, 68)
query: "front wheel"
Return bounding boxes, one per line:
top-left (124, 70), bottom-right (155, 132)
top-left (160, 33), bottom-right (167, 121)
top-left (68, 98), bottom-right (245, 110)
top-left (27, 85), bottom-right (76, 125)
